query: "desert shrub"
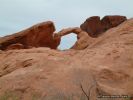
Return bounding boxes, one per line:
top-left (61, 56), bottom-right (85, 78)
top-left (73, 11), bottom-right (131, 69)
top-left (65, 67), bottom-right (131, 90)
top-left (71, 68), bottom-right (98, 100)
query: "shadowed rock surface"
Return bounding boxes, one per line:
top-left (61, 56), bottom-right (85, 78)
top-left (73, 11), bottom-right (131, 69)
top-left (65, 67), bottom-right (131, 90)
top-left (80, 15), bottom-right (127, 37)
top-left (0, 18), bottom-right (133, 100)
top-left (0, 21), bottom-right (60, 50)
top-left (6, 43), bottom-right (25, 50)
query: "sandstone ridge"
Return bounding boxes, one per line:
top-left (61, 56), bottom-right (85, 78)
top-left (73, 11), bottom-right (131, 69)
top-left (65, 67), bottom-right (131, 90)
top-left (0, 15), bottom-right (133, 100)
top-left (0, 15), bottom-right (127, 50)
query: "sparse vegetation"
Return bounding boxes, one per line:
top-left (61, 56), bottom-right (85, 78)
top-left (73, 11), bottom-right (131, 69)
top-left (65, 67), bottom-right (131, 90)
top-left (124, 97), bottom-right (132, 100)
top-left (72, 68), bottom-right (99, 100)
top-left (0, 91), bottom-right (19, 100)
top-left (43, 68), bottom-right (100, 100)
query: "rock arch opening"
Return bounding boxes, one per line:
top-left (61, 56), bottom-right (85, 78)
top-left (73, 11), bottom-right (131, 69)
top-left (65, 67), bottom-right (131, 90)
top-left (55, 27), bottom-right (90, 50)
top-left (58, 33), bottom-right (77, 50)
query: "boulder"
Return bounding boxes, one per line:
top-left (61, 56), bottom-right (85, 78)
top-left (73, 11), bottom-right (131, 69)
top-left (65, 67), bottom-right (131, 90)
top-left (101, 15), bottom-right (127, 31)
top-left (80, 15), bottom-right (127, 37)
top-left (80, 16), bottom-right (104, 37)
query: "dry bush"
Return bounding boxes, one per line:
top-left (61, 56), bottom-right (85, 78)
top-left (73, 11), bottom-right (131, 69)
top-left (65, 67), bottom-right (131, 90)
top-left (71, 68), bottom-right (99, 100)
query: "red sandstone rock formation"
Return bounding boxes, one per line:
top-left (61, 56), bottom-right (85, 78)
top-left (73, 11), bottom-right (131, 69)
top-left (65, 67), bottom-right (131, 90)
top-left (0, 21), bottom-right (60, 50)
top-left (0, 15), bottom-right (127, 51)
top-left (6, 43), bottom-right (24, 50)
top-left (0, 18), bottom-right (133, 100)
top-left (80, 15), bottom-right (127, 37)
top-left (55, 27), bottom-right (92, 50)
top-left (101, 15), bottom-right (127, 31)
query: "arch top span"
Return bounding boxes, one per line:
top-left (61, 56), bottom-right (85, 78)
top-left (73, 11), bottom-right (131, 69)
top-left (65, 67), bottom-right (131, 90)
top-left (54, 27), bottom-right (91, 50)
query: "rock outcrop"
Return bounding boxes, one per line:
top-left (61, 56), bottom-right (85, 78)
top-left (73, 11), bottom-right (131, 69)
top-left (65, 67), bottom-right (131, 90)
top-left (0, 15), bottom-right (127, 51)
top-left (0, 18), bottom-right (133, 100)
top-left (0, 21), bottom-right (60, 50)
top-left (6, 43), bottom-right (25, 50)
top-left (80, 15), bottom-right (127, 37)
top-left (55, 27), bottom-right (92, 50)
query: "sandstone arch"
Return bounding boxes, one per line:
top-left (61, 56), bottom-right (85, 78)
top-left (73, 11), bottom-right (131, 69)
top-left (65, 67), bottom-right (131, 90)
top-left (54, 27), bottom-right (90, 50)
top-left (0, 23), bottom-right (90, 50)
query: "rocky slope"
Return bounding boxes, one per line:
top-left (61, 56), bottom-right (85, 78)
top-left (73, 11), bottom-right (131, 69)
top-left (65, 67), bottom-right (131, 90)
top-left (0, 17), bottom-right (133, 100)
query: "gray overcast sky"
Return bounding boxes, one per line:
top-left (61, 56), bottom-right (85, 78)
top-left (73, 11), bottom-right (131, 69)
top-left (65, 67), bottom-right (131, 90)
top-left (0, 0), bottom-right (132, 36)
top-left (0, 0), bottom-right (132, 49)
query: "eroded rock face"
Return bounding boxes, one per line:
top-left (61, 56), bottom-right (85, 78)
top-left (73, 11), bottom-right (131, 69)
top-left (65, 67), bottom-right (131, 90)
top-left (6, 43), bottom-right (24, 50)
top-left (0, 18), bottom-right (133, 100)
top-left (0, 21), bottom-right (59, 50)
top-left (55, 27), bottom-right (92, 50)
top-left (80, 15), bottom-right (127, 37)
top-left (0, 15), bottom-right (127, 51)
top-left (101, 15), bottom-right (127, 31)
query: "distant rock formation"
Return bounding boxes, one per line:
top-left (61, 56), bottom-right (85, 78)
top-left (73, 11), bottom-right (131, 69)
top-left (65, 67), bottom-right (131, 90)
top-left (0, 21), bottom-right (60, 50)
top-left (80, 15), bottom-right (127, 37)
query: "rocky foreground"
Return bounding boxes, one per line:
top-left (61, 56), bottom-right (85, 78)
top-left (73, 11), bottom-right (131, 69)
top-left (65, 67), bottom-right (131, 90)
top-left (0, 16), bottom-right (133, 100)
